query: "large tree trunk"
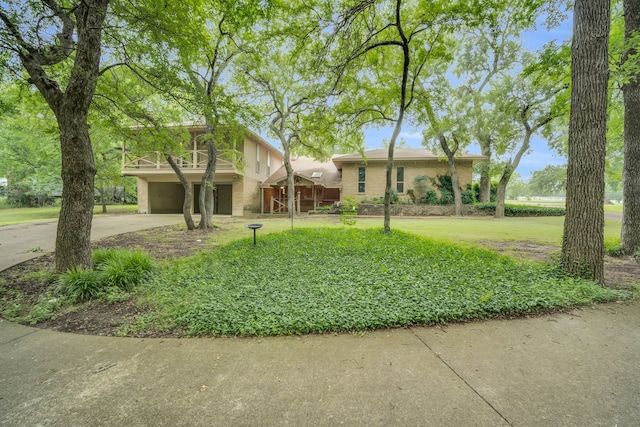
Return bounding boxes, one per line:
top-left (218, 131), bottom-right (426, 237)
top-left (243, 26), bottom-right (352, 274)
top-left (199, 125), bottom-right (217, 229)
top-left (55, 114), bottom-right (97, 272)
top-left (495, 130), bottom-right (534, 218)
top-left (167, 155), bottom-right (196, 230)
top-left (99, 186), bottom-right (107, 213)
top-left (384, 119), bottom-right (402, 233)
top-left (285, 151), bottom-right (295, 219)
top-left (495, 169), bottom-right (511, 219)
top-left (478, 142), bottom-right (492, 203)
top-left (621, 0), bottom-right (640, 255)
top-left (3, 0), bottom-right (110, 272)
top-left (438, 134), bottom-right (462, 217)
top-left (561, 0), bottom-right (610, 283)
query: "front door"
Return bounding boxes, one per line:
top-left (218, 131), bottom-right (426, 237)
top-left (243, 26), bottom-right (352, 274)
top-left (215, 184), bottom-right (232, 214)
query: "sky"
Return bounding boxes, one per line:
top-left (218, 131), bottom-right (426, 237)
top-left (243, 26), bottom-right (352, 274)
top-left (361, 14), bottom-right (574, 182)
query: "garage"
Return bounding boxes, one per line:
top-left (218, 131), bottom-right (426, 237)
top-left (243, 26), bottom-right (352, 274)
top-left (148, 182), bottom-right (185, 214)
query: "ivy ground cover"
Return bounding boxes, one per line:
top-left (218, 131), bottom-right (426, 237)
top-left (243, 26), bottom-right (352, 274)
top-left (138, 228), bottom-right (627, 336)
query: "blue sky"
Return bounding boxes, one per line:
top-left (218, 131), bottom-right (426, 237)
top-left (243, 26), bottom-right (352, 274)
top-left (362, 15), bottom-right (574, 181)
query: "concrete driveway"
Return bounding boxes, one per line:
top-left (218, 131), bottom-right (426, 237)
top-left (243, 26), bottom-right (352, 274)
top-left (0, 214), bottom-right (184, 272)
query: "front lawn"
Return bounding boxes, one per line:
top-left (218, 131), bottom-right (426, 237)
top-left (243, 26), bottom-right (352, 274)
top-left (134, 228), bottom-right (627, 336)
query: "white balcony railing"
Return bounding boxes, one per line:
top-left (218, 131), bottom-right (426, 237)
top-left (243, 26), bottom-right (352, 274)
top-left (122, 150), bottom-right (240, 172)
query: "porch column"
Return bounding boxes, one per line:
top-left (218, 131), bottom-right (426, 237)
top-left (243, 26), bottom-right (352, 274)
top-left (192, 134), bottom-right (198, 168)
top-left (297, 191), bottom-right (301, 214)
top-left (313, 186), bottom-right (317, 210)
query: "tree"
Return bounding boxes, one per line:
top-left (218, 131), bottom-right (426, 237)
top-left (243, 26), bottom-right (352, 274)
top-left (561, 0), bottom-right (610, 282)
top-left (329, 0), bottom-right (462, 231)
top-left (457, 2), bottom-right (539, 203)
top-left (528, 164), bottom-right (567, 196)
top-left (0, 0), bottom-right (109, 272)
top-left (420, 78), bottom-right (469, 216)
top-left (621, 0), bottom-right (640, 255)
top-left (243, 4), bottom-right (361, 219)
top-left (0, 82), bottom-right (62, 206)
top-left (492, 46), bottom-right (569, 218)
top-left (110, 2), bottom-right (261, 229)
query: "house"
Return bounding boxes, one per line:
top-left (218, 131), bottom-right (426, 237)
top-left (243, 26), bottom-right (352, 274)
top-left (259, 149), bottom-right (485, 213)
top-left (260, 156), bottom-right (342, 214)
top-left (332, 148), bottom-right (485, 202)
top-left (121, 125), bottom-right (283, 215)
top-left (123, 127), bottom-right (484, 215)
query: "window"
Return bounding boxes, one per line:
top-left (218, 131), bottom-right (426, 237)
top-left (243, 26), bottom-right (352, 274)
top-left (396, 166), bottom-right (405, 193)
top-left (358, 166), bottom-right (366, 193)
top-left (256, 145), bottom-right (261, 174)
top-left (267, 151), bottom-right (271, 176)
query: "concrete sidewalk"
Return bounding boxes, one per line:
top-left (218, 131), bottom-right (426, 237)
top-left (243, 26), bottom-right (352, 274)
top-left (2, 304), bottom-right (639, 426)
top-left (0, 214), bottom-right (639, 426)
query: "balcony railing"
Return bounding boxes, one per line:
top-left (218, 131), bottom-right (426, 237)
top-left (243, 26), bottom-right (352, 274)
top-left (122, 150), bottom-right (241, 172)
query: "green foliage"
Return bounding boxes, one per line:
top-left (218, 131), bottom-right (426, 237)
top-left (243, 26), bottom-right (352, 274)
top-left (56, 267), bottom-right (103, 303)
top-left (475, 203), bottom-right (565, 217)
top-left (432, 174), bottom-right (475, 205)
top-left (604, 238), bottom-right (624, 257)
top-left (98, 249), bottom-right (155, 291)
top-left (472, 181), bottom-right (498, 202)
top-left (411, 175), bottom-right (430, 201)
top-left (57, 249), bottom-right (154, 302)
top-left (410, 175), bottom-right (441, 204)
top-left (339, 197), bottom-right (358, 226)
top-left (528, 164), bottom-right (567, 196)
top-left (136, 228), bottom-right (626, 337)
top-left (18, 293), bottom-right (67, 325)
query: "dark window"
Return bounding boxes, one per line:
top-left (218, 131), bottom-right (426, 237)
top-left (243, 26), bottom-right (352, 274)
top-left (396, 166), bottom-right (405, 193)
top-left (358, 166), bottom-right (366, 193)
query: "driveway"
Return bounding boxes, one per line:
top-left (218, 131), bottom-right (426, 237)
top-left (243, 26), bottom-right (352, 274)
top-left (0, 214), bottom-right (184, 272)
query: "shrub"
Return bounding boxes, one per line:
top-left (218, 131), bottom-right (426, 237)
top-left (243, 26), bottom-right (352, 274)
top-left (419, 189), bottom-right (438, 205)
top-left (57, 267), bottom-right (103, 302)
top-left (339, 197), bottom-right (358, 226)
top-left (97, 249), bottom-right (155, 290)
top-left (475, 203), bottom-right (566, 217)
top-left (604, 238), bottom-right (624, 257)
top-left (461, 187), bottom-right (476, 204)
top-left (432, 174), bottom-right (475, 205)
top-left (412, 175), bottom-right (430, 201)
top-left (57, 249), bottom-right (155, 302)
top-left (92, 248), bottom-right (119, 267)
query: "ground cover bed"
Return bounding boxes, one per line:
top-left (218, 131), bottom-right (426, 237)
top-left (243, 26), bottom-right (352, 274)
top-left (1, 221), bottom-right (635, 337)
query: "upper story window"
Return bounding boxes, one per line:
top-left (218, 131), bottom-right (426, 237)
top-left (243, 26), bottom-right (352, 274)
top-left (256, 145), bottom-right (261, 174)
top-left (396, 166), bottom-right (405, 193)
top-left (267, 151), bottom-right (271, 176)
top-left (358, 166), bottom-right (366, 193)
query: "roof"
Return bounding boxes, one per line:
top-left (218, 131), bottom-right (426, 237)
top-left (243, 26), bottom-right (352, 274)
top-left (332, 148), bottom-right (486, 166)
top-left (261, 156), bottom-right (341, 188)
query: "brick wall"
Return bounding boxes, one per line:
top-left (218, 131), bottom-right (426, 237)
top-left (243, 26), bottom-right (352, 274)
top-left (341, 159), bottom-right (476, 203)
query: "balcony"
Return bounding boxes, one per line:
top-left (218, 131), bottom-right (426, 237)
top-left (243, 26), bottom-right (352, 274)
top-left (122, 150), bottom-right (242, 174)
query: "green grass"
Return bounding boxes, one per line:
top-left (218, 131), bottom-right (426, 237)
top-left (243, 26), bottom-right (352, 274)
top-left (135, 228), bottom-right (628, 337)
top-left (0, 204), bottom-right (138, 226)
top-left (604, 205), bottom-right (624, 213)
top-left (350, 216), bottom-right (621, 247)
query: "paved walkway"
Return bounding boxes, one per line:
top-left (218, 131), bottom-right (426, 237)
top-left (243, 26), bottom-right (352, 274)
top-left (1, 214), bottom-right (639, 426)
top-left (0, 214), bottom-right (184, 272)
